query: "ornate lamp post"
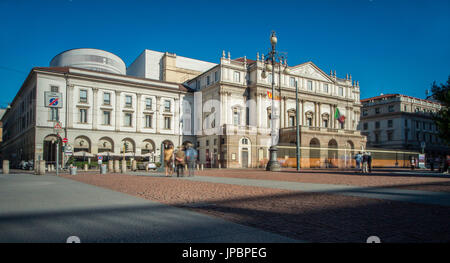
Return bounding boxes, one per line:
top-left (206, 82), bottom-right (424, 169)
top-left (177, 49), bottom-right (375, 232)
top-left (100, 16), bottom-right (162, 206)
top-left (261, 31), bottom-right (289, 171)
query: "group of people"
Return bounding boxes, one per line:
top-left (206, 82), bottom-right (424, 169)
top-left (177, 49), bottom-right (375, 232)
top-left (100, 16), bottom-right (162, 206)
top-left (354, 152), bottom-right (372, 173)
top-left (163, 144), bottom-right (198, 177)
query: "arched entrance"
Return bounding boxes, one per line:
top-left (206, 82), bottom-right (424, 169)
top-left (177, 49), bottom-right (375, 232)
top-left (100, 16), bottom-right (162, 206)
top-left (345, 140), bottom-right (354, 168)
top-left (74, 136), bottom-right (91, 153)
top-left (309, 138), bottom-right (320, 168)
top-left (43, 135), bottom-right (62, 166)
top-left (98, 137), bottom-right (114, 162)
top-left (142, 139), bottom-right (155, 162)
top-left (328, 139), bottom-right (338, 168)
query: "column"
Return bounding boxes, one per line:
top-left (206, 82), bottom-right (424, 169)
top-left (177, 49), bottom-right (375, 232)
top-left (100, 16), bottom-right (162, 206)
top-left (115, 91), bottom-right (121, 131)
top-left (280, 96), bottom-right (285, 128)
top-left (136, 94), bottom-right (142, 133)
top-left (226, 93), bottom-right (232, 125)
top-left (318, 102), bottom-right (321, 128)
top-left (256, 93), bottom-right (261, 129)
top-left (92, 88), bottom-right (98, 130)
top-left (174, 98), bottom-right (179, 135)
top-left (155, 96), bottom-right (160, 133)
top-left (67, 85), bottom-right (74, 128)
top-left (301, 100), bottom-right (305, 126)
top-left (297, 98), bottom-right (301, 127)
top-left (313, 102), bottom-right (317, 127)
top-left (284, 97), bottom-right (287, 128)
top-left (331, 104), bottom-right (335, 129)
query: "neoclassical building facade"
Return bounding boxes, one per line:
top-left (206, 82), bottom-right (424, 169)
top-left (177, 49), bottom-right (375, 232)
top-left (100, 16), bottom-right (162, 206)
top-left (1, 48), bottom-right (366, 168)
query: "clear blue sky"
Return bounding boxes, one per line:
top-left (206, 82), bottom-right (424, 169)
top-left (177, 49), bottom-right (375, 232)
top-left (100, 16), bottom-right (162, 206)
top-left (1, 0), bottom-right (449, 108)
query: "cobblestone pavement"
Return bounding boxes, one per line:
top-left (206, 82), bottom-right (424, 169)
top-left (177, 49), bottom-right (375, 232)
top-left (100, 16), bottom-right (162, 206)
top-left (192, 168), bottom-right (450, 193)
top-left (60, 170), bottom-right (450, 243)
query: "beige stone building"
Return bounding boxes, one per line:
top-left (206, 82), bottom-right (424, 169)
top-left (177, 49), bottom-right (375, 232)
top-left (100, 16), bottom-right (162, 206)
top-left (1, 48), bottom-right (366, 169)
top-left (187, 52), bottom-right (366, 168)
top-left (360, 94), bottom-right (449, 159)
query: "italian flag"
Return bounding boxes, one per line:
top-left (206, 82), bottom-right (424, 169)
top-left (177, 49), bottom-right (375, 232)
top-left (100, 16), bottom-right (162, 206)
top-left (335, 108), bottom-right (345, 124)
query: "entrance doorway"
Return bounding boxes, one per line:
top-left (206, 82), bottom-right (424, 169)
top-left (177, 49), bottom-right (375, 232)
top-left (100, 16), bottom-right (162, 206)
top-left (241, 148), bottom-right (248, 168)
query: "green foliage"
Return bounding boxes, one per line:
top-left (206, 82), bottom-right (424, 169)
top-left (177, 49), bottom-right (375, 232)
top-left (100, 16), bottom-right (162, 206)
top-left (156, 162), bottom-right (161, 167)
top-left (431, 75), bottom-right (450, 145)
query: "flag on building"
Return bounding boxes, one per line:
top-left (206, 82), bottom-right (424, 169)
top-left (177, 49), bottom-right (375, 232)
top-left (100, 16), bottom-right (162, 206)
top-left (267, 91), bottom-right (272, 99)
top-left (335, 108), bottom-right (345, 124)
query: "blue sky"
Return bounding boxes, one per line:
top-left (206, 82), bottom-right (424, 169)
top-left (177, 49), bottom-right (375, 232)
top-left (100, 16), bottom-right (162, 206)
top-left (0, 0), bottom-right (449, 107)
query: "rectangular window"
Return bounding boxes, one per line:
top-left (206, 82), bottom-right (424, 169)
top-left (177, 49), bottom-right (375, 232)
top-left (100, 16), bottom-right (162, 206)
top-left (289, 116), bottom-right (295, 127)
top-left (51, 86), bottom-right (59, 92)
top-left (338, 87), bottom-right (343, 96)
top-left (145, 114), bottom-right (152, 128)
top-left (164, 116), bottom-right (171, 129)
top-left (323, 84), bottom-right (329, 93)
top-left (375, 107), bottom-right (380, 114)
top-left (363, 110), bottom-right (368, 116)
top-left (103, 111), bottom-right (111, 125)
top-left (405, 119), bottom-right (408, 127)
top-left (375, 121), bottom-right (380, 129)
top-left (416, 121), bottom-right (419, 129)
top-left (80, 90), bottom-right (87, 103)
top-left (388, 105), bottom-right (394, 112)
top-left (363, 123), bottom-right (368, 130)
top-left (124, 113), bottom-right (132, 127)
top-left (103, 92), bottom-right (111, 105)
top-left (387, 131), bottom-right (393, 141)
top-left (289, 77), bottom-right (295, 87)
top-left (388, 120), bottom-right (393, 128)
top-left (234, 71), bottom-right (240, 82)
top-left (214, 71), bottom-right (219, 82)
top-left (207, 76), bottom-right (210, 85)
top-left (50, 108), bottom-right (59, 121)
top-left (307, 118), bottom-right (312, 127)
top-left (268, 73), bottom-right (273, 84)
top-left (125, 95), bottom-right (132, 108)
top-left (79, 109), bottom-right (87, 123)
top-left (233, 110), bottom-right (240, 125)
top-left (307, 81), bottom-right (313, 91)
top-left (323, 119), bottom-right (328, 128)
top-left (146, 98), bottom-right (152, 110)
top-left (164, 100), bottom-right (171, 112)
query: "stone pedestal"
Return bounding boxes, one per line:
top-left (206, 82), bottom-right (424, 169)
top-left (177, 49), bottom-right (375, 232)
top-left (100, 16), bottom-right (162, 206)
top-left (83, 163), bottom-right (88, 172)
top-left (108, 161), bottom-right (114, 172)
top-left (36, 160), bottom-right (46, 175)
top-left (121, 160), bottom-right (127, 173)
top-left (2, 160), bottom-right (9, 174)
top-left (132, 160), bottom-right (137, 171)
top-left (114, 160), bottom-right (120, 173)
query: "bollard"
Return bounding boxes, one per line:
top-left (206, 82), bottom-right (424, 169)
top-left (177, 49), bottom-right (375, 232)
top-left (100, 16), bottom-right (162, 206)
top-left (108, 161), bottom-right (114, 172)
top-left (196, 164), bottom-right (199, 171)
top-left (83, 163), bottom-right (88, 172)
top-left (201, 164), bottom-right (204, 171)
top-left (145, 162), bottom-right (149, 172)
top-left (218, 163), bottom-right (221, 169)
top-left (2, 160), bottom-right (9, 174)
top-left (185, 164), bottom-right (188, 170)
top-left (37, 160), bottom-right (46, 175)
top-left (70, 166), bottom-right (77, 175)
top-left (132, 160), bottom-right (137, 171)
top-left (100, 164), bottom-right (107, 174)
top-left (121, 159), bottom-right (127, 173)
top-left (114, 160), bottom-right (120, 173)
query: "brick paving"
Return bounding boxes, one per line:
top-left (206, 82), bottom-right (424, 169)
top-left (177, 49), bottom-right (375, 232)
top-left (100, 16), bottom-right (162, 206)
top-left (60, 171), bottom-right (450, 243)
top-left (193, 168), bottom-right (450, 193)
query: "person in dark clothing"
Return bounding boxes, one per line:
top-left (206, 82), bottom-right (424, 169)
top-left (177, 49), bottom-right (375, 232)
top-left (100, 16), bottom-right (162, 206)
top-left (367, 152), bottom-right (372, 173)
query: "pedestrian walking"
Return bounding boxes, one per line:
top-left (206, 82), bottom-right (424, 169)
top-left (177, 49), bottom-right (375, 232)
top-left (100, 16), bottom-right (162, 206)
top-left (164, 144), bottom-right (174, 177)
top-left (355, 152), bottom-right (362, 173)
top-left (175, 146), bottom-right (186, 177)
top-left (185, 144), bottom-right (198, 177)
top-left (367, 152), bottom-right (372, 173)
top-left (410, 157), bottom-right (416, 170)
top-left (362, 152), bottom-right (369, 173)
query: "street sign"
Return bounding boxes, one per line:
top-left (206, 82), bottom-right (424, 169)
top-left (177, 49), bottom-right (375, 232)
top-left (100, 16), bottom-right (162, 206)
top-left (64, 151), bottom-right (73, 156)
top-left (98, 155), bottom-right (103, 161)
top-left (45, 92), bottom-right (63, 108)
top-left (62, 138), bottom-right (68, 144)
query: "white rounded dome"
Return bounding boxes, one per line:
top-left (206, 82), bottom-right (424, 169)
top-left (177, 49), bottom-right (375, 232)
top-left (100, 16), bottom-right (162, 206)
top-left (50, 48), bottom-right (126, 75)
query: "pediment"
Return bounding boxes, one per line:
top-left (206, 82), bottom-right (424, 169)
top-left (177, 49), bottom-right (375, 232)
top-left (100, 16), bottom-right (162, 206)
top-left (290, 62), bottom-right (332, 82)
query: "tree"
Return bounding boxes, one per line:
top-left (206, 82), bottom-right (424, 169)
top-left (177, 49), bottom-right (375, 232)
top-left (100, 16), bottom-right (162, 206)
top-left (431, 75), bottom-right (450, 145)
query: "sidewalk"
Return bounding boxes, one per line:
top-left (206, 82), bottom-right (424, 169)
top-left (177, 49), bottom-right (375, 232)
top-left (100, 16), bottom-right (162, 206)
top-left (0, 173), bottom-right (299, 243)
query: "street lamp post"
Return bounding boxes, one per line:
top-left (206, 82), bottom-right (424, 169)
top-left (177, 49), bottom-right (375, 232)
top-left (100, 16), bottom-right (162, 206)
top-left (295, 80), bottom-right (300, 171)
top-left (262, 31), bottom-right (289, 172)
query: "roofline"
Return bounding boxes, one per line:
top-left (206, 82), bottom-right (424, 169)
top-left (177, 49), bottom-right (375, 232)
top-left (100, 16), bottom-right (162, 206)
top-left (361, 93), bottom-right (441, 106)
